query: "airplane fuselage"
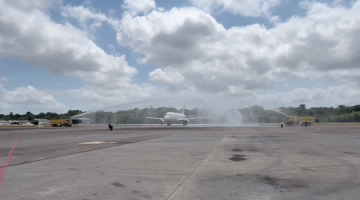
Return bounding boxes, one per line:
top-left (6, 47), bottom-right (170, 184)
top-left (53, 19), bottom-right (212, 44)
top-left (145, 105), bottom-right (208, 126)
top-left (164, 112), bottom-right (184, 122)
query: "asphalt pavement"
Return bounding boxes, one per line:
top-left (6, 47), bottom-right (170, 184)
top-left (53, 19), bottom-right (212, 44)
top-left (0, 125), bottom-right (359, 200)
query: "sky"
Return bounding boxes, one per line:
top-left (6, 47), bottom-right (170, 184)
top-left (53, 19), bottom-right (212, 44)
top-left (0, 0), bottom-right (359, 114)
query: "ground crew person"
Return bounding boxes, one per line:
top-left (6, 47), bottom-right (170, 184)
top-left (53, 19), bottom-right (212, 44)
top-left (280, 121), bottom-right (283, 128)
top-left (108, 122), bottom-right (113, 130)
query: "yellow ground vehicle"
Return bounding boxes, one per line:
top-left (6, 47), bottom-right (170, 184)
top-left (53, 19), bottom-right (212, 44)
top-left (51, 119), bottom-right (72, 127)
top-left (285, 116), bottom-right (316, 126)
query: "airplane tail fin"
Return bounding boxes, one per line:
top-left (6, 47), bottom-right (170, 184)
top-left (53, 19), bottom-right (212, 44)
top-left (182, 104), bottom-right (185, 114)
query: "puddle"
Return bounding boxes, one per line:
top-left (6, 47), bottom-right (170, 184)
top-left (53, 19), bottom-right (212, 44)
top-left (229, 155), bottom-right (247, 162)
top-left (68, 168), bottom-right (81, 171)
top-left (261, 175), bottom-right (306, 190)
top-left (232, 148), bottom-right (243, 152)
top-left (112, 182), bottom-right (125, 188)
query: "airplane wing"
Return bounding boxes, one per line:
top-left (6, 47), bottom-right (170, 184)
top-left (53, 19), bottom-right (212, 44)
top-left (178, 117), bottom-right (211, 120)
top-left (145, 117), bottom-right (164, 120)
top-left (186, 117), bottom-right (211, 120)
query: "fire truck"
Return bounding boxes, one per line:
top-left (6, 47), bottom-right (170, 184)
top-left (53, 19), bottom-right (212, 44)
top-left (284, 116), bottom-right (316, 126)
top-left (51, 119), bottom-right (72, 127)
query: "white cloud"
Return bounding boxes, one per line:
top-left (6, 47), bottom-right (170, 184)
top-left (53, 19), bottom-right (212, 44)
top-left (122, 0), bottom-right (156, 16)
top-left (7, 0), bottom-right (62, 12)
top-left (253, 85), bottom-right (360, 108)
top-left (0, 0), bottom-right (137, 91)
top-left (150, 67), bottom-right (185, 85)
top-left (116, 1), bottom-right (360, 96)
top-left (62, 5), bottom-right (121, 31)
top-left (189, 0), bottom-right (285, 17)
top-left (117, 7), bottom-right (227, 66)
top-left (2, 0), bottom-right (360, 112)
top-left (0, 76), bottom-right (9, 82)
top-left (67, 84), bottom-right (170, 109)
top-left (0, 84), bottom-right (66, 114)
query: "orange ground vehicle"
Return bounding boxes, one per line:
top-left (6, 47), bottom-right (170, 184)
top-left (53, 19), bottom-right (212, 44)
top-left (51, 119), bottom-right (72, 127)
top-left (285, 116), bottom-right (316, 126)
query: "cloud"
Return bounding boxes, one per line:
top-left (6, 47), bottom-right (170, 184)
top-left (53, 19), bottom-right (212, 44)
top-left (67, 84), bottom-right (170, 109)
top-left (2, 0), bottom-right (360, 112)
top-left (116, 1), bottom-right (360, 95)
top-left (117, 7), bottom-right (226, 67)
top-left (252, 85), bottom-right (360, 108)
top-left (0, 84), bottom-right (66, 114)
top-left (122, 0), bottom-right (156, 16)
top-left (149, 67), bottom-right (185, 85)
top-left (273, 1), bottom-right (360, 72)
top-left (189, 0), bottom-right (285, 17)
top-left (7, 0), bottom-right (62, 12)
top-left (0, 0), bottom-right (137, 91)
top-left (0, 76), bottom-right (9, 82)
top-left (62, 5), bottom-right (121, 31)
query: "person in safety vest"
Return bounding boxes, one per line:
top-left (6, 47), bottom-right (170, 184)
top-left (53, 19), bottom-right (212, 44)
top-left (108, 122), bottom-right (113, 130)
top-left (280, 121), bottom-right (284, 128)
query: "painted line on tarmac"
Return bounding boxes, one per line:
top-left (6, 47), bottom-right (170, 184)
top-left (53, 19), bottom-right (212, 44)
top-left (79, 141), bottom-right (117, 145)
top-left (0, 138), bottom-right (18, 192)
top-left (311, 142), bottom-right (360, 157)
top-left (283, 134), bottom-right (360, 158)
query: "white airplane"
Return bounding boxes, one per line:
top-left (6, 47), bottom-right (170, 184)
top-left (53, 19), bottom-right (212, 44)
top-left (145, 105), bottom-right (210, 126)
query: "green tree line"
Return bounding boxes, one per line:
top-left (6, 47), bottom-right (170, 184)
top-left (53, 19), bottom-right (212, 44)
top-left (0, 110), bottom-right (84, 121)
top-left (1, 104), bottom-right (360, 123)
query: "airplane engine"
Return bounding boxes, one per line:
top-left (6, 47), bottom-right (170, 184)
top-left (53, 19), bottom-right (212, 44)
top-left (183, 119), bottom-right (189, 126)
top-left (159, 119), bottom-right (164, 125)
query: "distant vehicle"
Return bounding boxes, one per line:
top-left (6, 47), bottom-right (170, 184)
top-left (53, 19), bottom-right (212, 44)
top-left (51, 119), bottom-right (72, 127)
top-left (285, 116), bottom-right (316, 126)
top-left (145, 105), bottom-right (211, 126)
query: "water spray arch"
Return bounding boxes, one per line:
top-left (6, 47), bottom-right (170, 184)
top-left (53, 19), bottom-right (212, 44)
top-left (70, 95), bottom-right (258, 126)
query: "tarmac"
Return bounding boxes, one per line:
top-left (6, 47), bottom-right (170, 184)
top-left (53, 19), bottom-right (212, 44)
top-left (0, 124), bottom-right (360, 200)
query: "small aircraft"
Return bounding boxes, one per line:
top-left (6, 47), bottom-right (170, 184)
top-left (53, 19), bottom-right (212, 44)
top-left (145, 105), bottom-right (210, 126)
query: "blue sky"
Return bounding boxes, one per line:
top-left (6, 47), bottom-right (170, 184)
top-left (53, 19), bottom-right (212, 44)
top-left (0, 0), bottom-right (359, 114)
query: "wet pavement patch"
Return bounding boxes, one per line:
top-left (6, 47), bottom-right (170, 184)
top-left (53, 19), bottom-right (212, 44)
top-left (260, 175), bottom-right (306, 191)
top-left (68, 168), bottom-right (81, 171)
top-left (229, 155), bottom-right (247, 162)
top-left (228, 174), bottom-right (307, 192)
top-left (142, 194), bottom-right (152, 199)
top-left (303, 168), bottom-right (317, 172)
top-left (232, 148), bottom-right (243, 152)
top-left (112, 182), bottom-right (125, 188)
top-left (248, 149), bottom-right (259, 152)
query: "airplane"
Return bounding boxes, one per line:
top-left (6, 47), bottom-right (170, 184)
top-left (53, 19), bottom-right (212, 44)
top-left (145, 105), bottom-right (210, 126)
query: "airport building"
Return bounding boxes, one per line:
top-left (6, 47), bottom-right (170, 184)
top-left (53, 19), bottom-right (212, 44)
top-left (0, 120), bottom-right (10, 126)
top-left (31, 119), bottom-right (51, 125)
top-left (7, 120), bottom-right (32, 125)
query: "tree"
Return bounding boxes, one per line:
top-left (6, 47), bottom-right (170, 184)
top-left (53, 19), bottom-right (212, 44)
top-left (299, 104), bottom-right (306, 110)
top-left (354, 105), bottom-right (360, 112)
